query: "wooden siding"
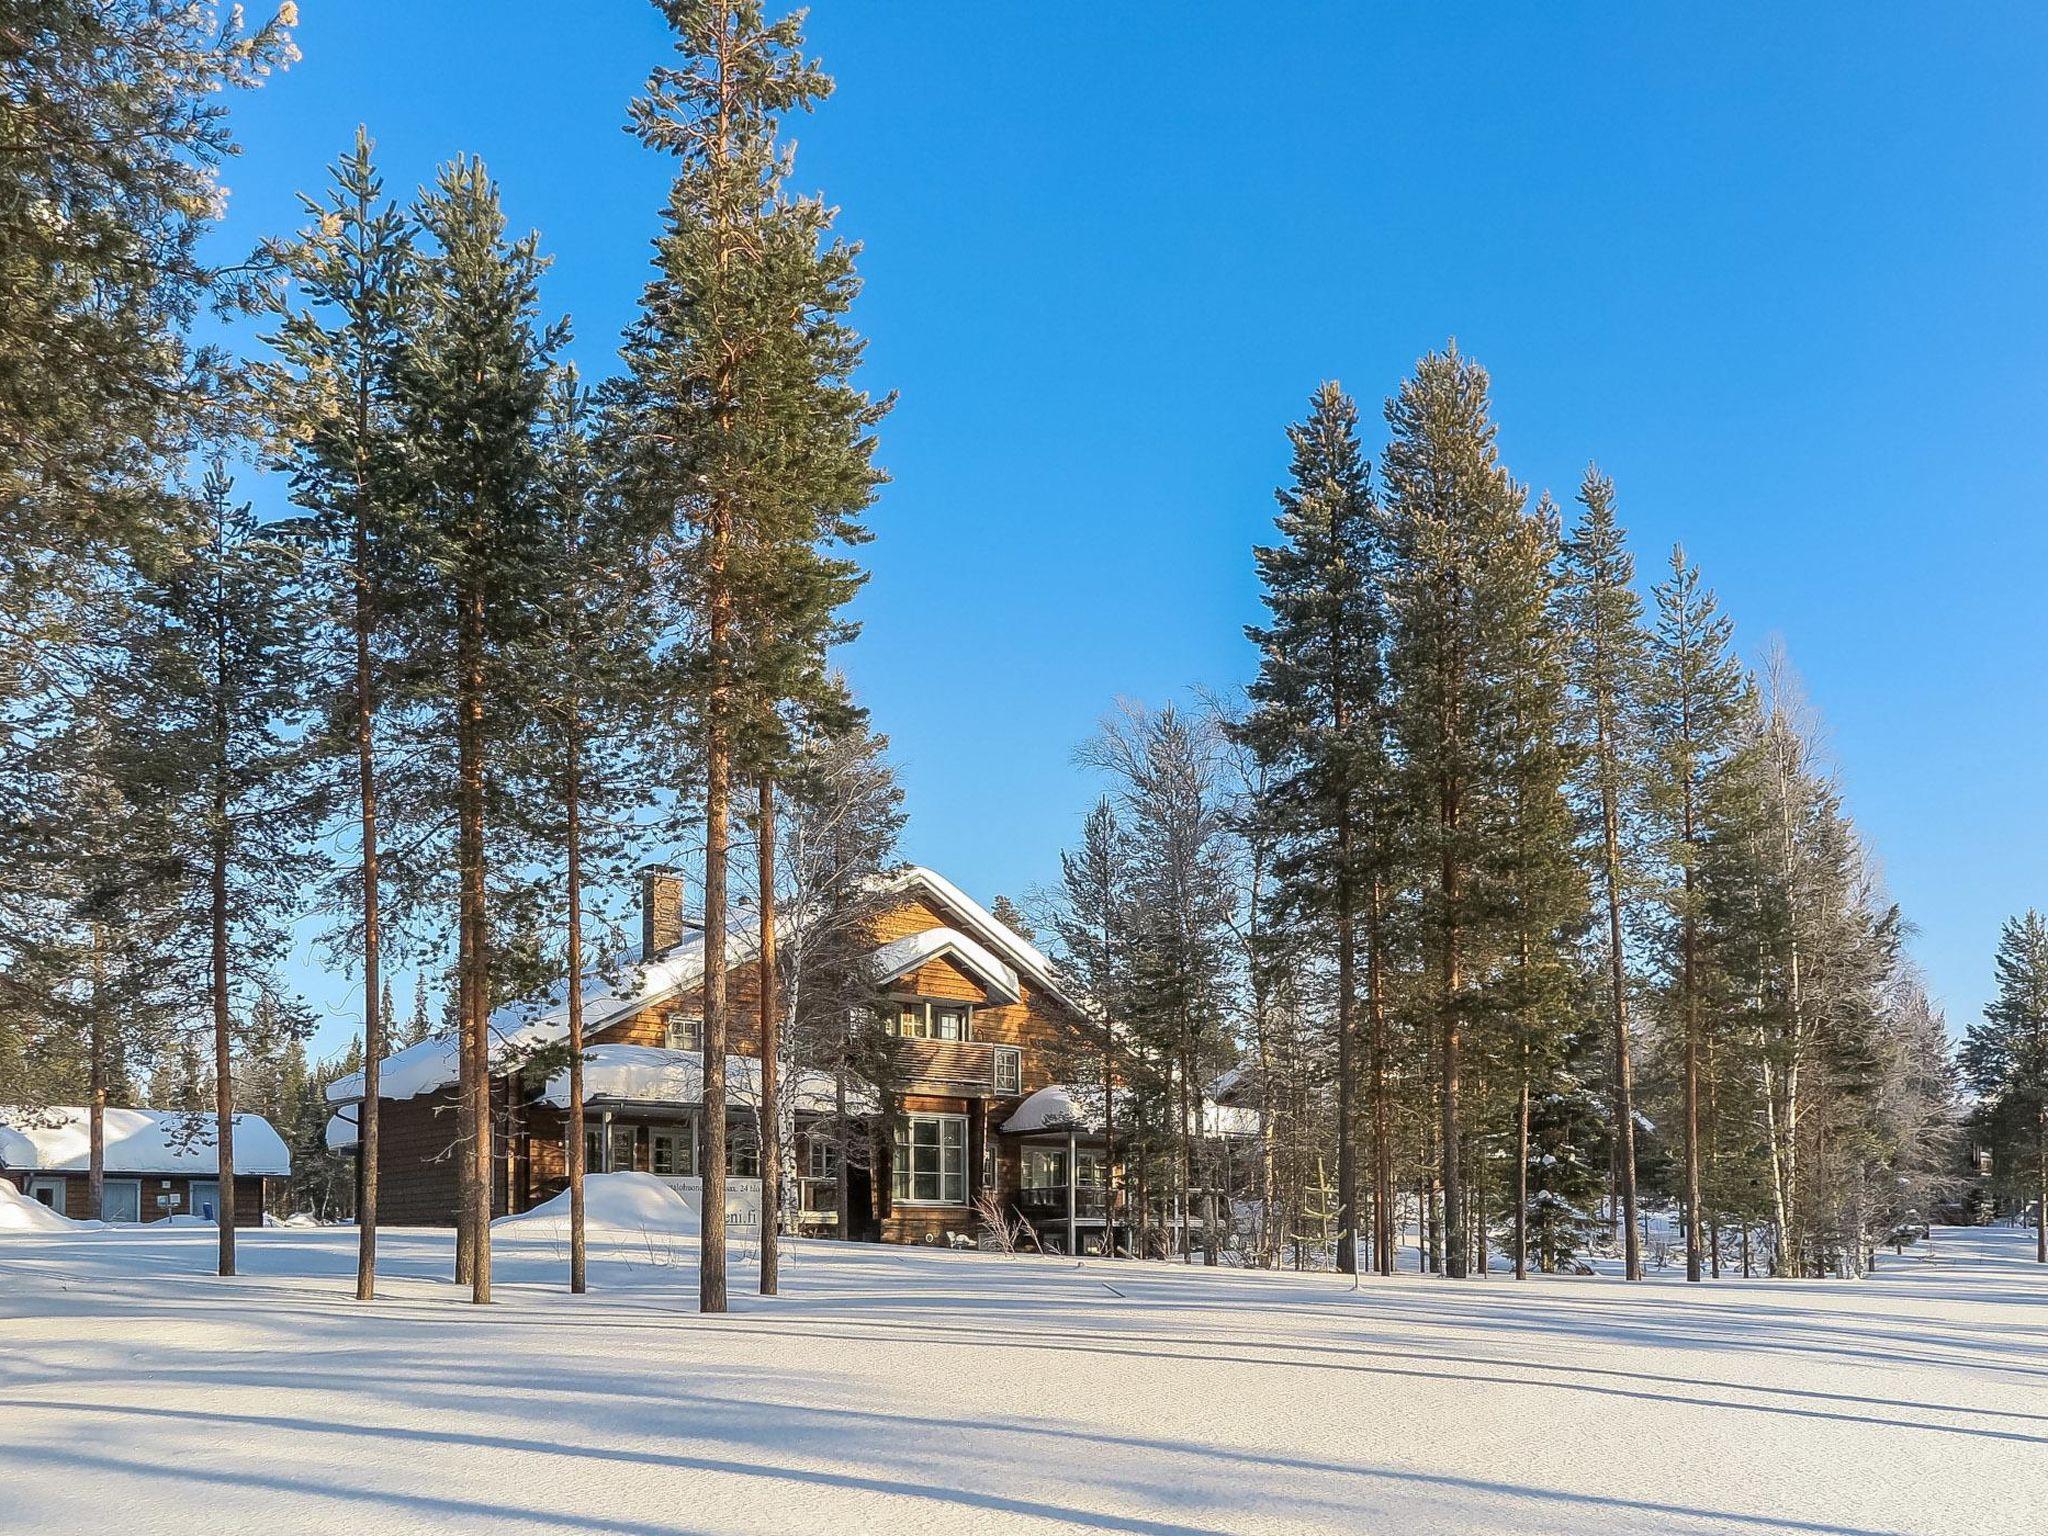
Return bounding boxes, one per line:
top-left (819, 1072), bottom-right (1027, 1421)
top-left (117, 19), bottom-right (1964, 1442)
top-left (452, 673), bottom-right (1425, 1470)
top-left (21, 1172), bottom-right (268, 1226)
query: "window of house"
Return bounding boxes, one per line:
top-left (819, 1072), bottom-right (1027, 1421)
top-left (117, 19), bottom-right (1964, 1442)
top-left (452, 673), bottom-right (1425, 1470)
top-left (727, 1123), bottom-right (761, 1179)
top-left (892, 1114), bottom-right (966, 1205)
top-left (663, 1014), bottom-right (702, 1052)
top-left (994, 1045), bottom-right (1022, 1094)
top-left (583, 1125), bottom-right (603, 1173)
top-left (609, 1122), bottom-right (637, 1174)
top-left (889, 1000), bottom-right (972, 1041)
top-left (807, 1137), bottom-right (840, 1179)
top-left (651, 1128), bottom-right (694, 1179)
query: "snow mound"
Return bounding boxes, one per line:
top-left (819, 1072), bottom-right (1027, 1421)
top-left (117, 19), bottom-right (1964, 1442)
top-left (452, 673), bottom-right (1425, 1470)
top-left (492, 1171), bottom-right (701, 1240)
top-left (0, 1181), bottom-right (78, 1234)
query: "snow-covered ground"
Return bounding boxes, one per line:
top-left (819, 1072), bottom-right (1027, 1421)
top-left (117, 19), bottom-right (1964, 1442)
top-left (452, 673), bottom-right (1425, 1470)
top-left (3, 1210), bottom-right (2044, 1535)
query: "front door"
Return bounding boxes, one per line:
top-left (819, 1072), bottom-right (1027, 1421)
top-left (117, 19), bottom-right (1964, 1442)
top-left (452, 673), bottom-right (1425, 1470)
top-left (189, 1181), bottom-right (220, 1222)
top-left (101, 1179), bottom-right (141, 1223)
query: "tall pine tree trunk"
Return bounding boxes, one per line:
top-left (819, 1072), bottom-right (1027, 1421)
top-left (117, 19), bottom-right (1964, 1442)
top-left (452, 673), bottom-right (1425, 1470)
top-left (1682, 771), bottom-right (1704, 1284)
top-left (457, 583), bottom-right (491, 1302)
top-left (1441, 842), bottom-right (1466, 1280)
top-left (758, 775), bottom-right (780, 1296)
top-left (210, 686), bottom-right (237, 1275)
top-left (1334, 861), bottom-right (1358, 1276)
top-left (565, 693), bottom-right (587, 1295)
top-left (2037, 1104), bottom-right (2046, 1265)
top-left (89, 929), bottom-right (106, 1220)
top-left (352, 520), bottom-right (384, 1302)
top-left (1515, 1041), bottom-right (1530, 1280)
top-left (1599, 762), bottom-right (1642, 1280)
top-left (700, 589), bottom-right (731, 1313)
top-left (1369, 884), bottom-right (1394, 1276)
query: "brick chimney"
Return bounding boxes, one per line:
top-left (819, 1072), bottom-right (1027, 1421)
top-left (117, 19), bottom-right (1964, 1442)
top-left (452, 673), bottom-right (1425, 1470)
top-left (641, 866), bottom-right (687, 958)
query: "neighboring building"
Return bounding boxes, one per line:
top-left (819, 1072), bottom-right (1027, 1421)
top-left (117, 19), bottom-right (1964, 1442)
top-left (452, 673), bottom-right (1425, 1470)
top-left (328, 865), bottom-right (1254, 1250)
top-left (0, 1107), bottom-right (290, 1225)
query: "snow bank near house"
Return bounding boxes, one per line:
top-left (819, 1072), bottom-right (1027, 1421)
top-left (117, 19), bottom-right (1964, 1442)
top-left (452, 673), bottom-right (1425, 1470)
top-left (492, 1171), bottom-right (701, 1240)
top-left (0, 1180), bottom-right (78, 1234)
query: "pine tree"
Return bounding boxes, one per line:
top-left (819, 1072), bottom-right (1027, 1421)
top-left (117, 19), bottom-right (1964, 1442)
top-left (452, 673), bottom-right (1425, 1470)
top-left (261, 130), bottom-right (414, 1301)
top-left (397, 157), bottom-right (562, 1304)
top-left (136, 465), bottom-right (322, 1273)
top-left (517, 366), bottom-right (665, 1291)
top-left (1964, 922), bottom-right (2048, 1261)
top-left (1643, 548), bottom-right (1749, 1280)
top-left (1237, 382), bottom-right (1394, 1275)
top-left (0, 1), bottom-right (295, 555)
top-left (1557, 466), bottom-right (1651, 1279)
top-left (620, 0), bottom-right (884, 1311)
top-left (1381, 345), bottom-right (1544, 1279)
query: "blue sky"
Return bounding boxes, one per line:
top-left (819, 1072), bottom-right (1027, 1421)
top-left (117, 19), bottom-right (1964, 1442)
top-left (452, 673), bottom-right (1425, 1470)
top-left (217, 3), bottom-right (2048, 1058)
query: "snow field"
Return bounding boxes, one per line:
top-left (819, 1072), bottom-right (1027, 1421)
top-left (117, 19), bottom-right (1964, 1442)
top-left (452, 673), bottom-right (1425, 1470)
top-left (1, 1218), bottom-right (2043, 1534)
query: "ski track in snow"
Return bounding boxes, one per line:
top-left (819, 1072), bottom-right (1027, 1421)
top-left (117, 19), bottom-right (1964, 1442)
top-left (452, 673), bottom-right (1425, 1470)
top-left (1, 1223), bottom-right (2043, 1535)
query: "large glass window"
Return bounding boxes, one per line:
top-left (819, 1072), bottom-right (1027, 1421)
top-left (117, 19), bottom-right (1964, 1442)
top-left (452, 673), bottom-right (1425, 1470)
top-left (892, 1114), bottom-right (967, 1205)
top-left (651, 1127), bottom-right (694, 1178)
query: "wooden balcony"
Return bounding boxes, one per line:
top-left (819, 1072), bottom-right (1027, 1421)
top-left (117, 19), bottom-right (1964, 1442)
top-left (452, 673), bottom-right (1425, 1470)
top-left (892, 1038), bottom-right (997, 1096)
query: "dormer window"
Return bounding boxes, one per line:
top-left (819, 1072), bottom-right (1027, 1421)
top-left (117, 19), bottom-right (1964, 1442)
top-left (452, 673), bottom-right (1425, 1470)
top-left (889, 1000), bottom-right (971, 1041)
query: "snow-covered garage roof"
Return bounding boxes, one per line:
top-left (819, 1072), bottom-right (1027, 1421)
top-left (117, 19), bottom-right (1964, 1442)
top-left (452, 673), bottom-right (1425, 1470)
top-left (0, 1108), bottom-right (290, 1176)
top-left (1001, 1083), bottom-right (1261, 1139)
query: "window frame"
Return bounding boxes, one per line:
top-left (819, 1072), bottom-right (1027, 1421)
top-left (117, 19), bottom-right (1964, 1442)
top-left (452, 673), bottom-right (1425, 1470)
top-left (891, 1112), bottom-right (968, 1206)
top-left (993, 1045), bottom-right (1022, 1094)
top-left (886, 997), bottom-right (975, 1042)
top-left (663, 1014), bottom-right (703, 1052)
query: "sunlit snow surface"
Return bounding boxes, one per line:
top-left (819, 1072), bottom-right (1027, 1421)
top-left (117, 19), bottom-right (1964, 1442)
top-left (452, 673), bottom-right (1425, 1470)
top-left (2, 1218), bottom-right (2043, 1534)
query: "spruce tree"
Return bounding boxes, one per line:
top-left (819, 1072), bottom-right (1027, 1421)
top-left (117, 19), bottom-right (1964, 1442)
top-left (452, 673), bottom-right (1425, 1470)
top-left (1965, 918), bottom-right (2048, 1262)
top-left (1558, 466), bottom-right (1651, 1279)
top-left (1381, 345), bottom-right (1543, 1279)
top-left (1493, 493), bottom-right (1583, 1279)
top-left (1643, 547), bottom-right (1749, 1281)
top-left (620, 0), bottom-right (884, 1311)
top-left (1237, 382), bottom-right (1394, 1275)
top-left (1048, 797), bottom-right (1135, 1252)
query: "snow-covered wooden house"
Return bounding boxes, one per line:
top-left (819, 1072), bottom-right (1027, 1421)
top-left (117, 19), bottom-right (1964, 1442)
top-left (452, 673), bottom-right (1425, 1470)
top-left (327, 866), bottom-right (1148, 1248)
top-left (0, 1107), bottom-right (290, 1224)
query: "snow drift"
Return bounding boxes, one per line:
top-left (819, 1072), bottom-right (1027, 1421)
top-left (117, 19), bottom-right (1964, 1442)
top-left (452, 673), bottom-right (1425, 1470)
top-left (0, 1180), bottom-right (79, 1234)
top-left (491, 1171), bottom-right (701, 1240)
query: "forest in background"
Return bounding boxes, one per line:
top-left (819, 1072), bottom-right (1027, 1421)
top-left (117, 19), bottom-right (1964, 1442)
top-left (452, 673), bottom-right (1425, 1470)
top-left (4, 3), bottom-right (2043, 1305)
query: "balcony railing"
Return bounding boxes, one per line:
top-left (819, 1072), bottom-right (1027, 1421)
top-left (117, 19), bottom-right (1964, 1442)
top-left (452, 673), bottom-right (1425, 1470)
top-left (1014, 1183), bottom-right (1109, 1220)
top-left (891, 1038), bottom-right (997, 1095)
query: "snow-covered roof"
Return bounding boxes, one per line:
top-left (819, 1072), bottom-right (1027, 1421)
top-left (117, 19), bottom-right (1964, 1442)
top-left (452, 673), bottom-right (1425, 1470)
top-left (325, 866), bottom-right (1098, 1109)
top-left (870, 925), bottom-right (1021, 1004)
top-left (880, 867), bottom-right (1094, 1020)
top-left (1001, 1083), bottom-right (1261, 1139)
top-left (1002, 1084), bottom-right (1103, 1135)
top-left (531, 1044), bottom-right (868, 1116)
top-left (0, 1108), bottom-right (290, 1176)
top-left (324, 1107), bottom-right (358, 1152)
